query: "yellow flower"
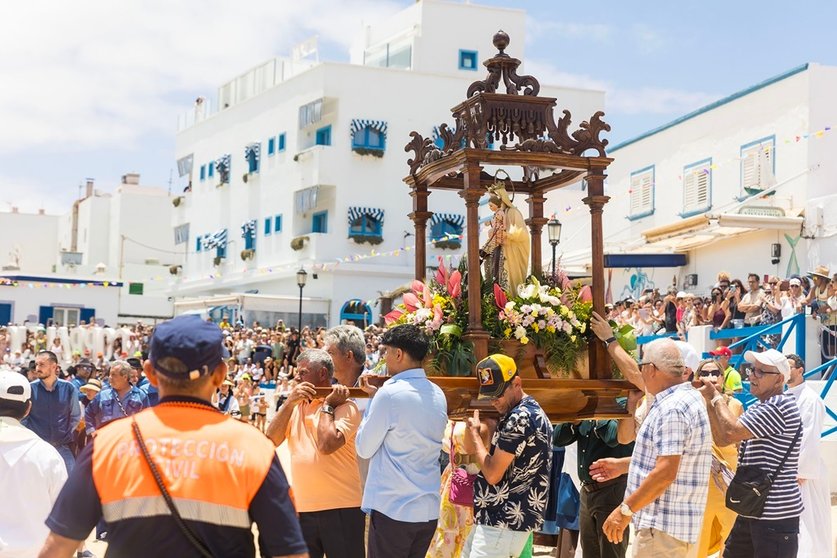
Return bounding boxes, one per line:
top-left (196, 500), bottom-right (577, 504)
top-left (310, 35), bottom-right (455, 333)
top-left (520, 336), bottom-right (529, 345)
top-left (532, 324), bottom-right (540, 333)
top-left (546, 326), bottom-right (556, 333)
top-left (570, 335), bottom-right (577, 342)
top-left (579, 323), bottom-right (587, 333)
top-left (504, 328), bottom-right (512, 337)
top-left (560, 307), bottom-right (569, 317)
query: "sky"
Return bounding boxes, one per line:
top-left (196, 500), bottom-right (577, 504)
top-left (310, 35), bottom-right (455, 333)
top-left (2, 0), bottom-right (836, 214)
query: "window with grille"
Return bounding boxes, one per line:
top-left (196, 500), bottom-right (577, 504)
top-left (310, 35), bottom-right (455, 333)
top-left (740, 137), bottom-right (776, 196)
top-left (682, 159), bottom-right (712, 216)
top-left (629, 166), bottom-right (654, 219)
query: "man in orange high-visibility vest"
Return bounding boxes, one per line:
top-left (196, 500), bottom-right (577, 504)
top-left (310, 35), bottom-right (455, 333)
top-left (38, 315), bottom-right (309, 558)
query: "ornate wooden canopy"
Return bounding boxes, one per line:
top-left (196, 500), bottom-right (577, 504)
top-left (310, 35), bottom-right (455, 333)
top-left (404, 31), bottom-right (618, 382)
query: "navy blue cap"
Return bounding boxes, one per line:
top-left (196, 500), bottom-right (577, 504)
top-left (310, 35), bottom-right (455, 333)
top-left (149, 315), bottom-right (229, 380)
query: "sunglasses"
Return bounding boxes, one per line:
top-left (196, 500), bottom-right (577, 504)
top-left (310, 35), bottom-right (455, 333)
top-left (750, 367), bottom-right (781, 379)
top-left (699, 369), bottom-right (721, 378)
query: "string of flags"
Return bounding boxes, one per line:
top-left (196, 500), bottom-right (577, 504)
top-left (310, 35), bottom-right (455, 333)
top-left (0, 278), bottom-right (120, 289)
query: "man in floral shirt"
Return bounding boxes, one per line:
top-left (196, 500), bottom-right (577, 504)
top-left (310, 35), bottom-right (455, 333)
top-left (465, 354), bottom-right (552, 558)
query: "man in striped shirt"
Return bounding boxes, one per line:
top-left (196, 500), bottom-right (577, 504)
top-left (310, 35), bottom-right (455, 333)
top-left (602, 338), bottom-right (712, 557)
top-left (697, 348), bottom-right (802, 558)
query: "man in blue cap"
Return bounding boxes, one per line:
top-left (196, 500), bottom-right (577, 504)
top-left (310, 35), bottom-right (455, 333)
top-left (463, 354), bottom-right (553, 558)
top-left (38, 315), bottom-right (309, 558)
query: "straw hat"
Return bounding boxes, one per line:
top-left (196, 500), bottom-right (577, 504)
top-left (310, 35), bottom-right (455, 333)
top-left (80, 378), bottom-right (102, 394)
top-left (808, 265), bottom-right (830, 279)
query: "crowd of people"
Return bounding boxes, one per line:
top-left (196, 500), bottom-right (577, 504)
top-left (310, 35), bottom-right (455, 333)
top-left (0, 267), bottom-right (834, 558)
top-left (604, 267), bottom-right (837, 365)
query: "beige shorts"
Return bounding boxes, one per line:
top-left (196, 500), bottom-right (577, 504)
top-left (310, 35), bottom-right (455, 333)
top-left (633, 528), bottom-right (692, 558)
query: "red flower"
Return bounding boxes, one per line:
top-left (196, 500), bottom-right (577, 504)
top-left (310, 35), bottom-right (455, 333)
top-left (493, 283), bottom-right (508, 309)
top-left (384, 309), bottom-right (403, 325)
top-left (435, 256), bottom-right (448, 287)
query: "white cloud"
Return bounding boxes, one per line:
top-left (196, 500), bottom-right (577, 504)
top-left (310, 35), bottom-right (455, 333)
top-left (0, 0), bottom-right (401, 152)
top-left (631, 23), bottom-right (667, 54)
top-left (608, 87), bottom-right (718, 115)
top-left (527, 18), bottom-right (612, 44)
top-left (0, 174), bottom-right (67, 215)
top-left (527, 59), bottom-right (717, 116)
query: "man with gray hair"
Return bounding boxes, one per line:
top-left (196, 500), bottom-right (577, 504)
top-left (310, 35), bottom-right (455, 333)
top-left (602, 338), bottom-right (712, 557)
top-left (267, 348), bottom-right (364, 558)
top-left (697, 349), bottom-right (803, 557)
top-left (323, 325), bottom-right (366, 390)
top-left (84, 360), bottom-right (149, 438)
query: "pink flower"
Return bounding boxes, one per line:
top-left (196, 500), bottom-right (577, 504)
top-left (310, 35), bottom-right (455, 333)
top-left (579, 285), bottom-right (593, 303)
top-left (448, 270), bottom-right (462, 298)
top-left (493, 283), bottom-right (508, 309)
top-left (435, 256), bottom-right (448, 286)
top-left (411, 280), bottom-right (425, 296)
top-left (430, 304), bottom-right (443, 330)
top-left (403, 292), bottom-right (420, 312)
top-left (422, 284), bottom-right (433, 307)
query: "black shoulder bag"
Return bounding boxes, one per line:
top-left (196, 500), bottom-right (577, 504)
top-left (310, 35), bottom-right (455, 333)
top-left (131, 418), bottom-right (214, 558)
top-left (725, 423), bottom-right (802, 517)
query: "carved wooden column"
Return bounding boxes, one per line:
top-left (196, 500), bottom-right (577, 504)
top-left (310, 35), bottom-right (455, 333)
top-left (525, 190), bottom-right (548, 278)
top-left (460, 161), bottom-right (489, 364)
top-left (409, 187), bottom-right (432, 281)
top-left (583, 169), bottom-right (611, 379)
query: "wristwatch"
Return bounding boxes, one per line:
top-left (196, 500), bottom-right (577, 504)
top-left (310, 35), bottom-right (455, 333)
top-left (604, 336), bottom-right (617, 347)
top-left (619, 502), bottom-right (633, 517)
top-left (320, 404), bottom-right (335, 416)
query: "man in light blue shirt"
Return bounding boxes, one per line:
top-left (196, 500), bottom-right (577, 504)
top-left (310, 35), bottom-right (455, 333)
top-left (356, 324), bottom-right (447, 558)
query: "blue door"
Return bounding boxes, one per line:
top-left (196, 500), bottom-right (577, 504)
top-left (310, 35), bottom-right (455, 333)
top-left (0, 303), bottom-right (11, 326)
top-left (38, 306), bottom-right (53, 326)
top-left (80, 308), bottom-right (96, 324)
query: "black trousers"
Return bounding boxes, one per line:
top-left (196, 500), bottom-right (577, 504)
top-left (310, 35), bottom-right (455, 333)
top-left (579, 477), bottom-right (629, 558)
top-left (367, 510), bottom-right (437, 558)
top-left (723, 515), bottom-right (799, 558)
top-left (298, 507), bottom-right (366, 558)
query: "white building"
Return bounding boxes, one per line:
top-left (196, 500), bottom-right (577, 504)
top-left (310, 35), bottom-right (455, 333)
top-left (170, 0), bottom-right (604, 326)
top-left (548, 63), bottom-right (837, 299)
top-left (0, 174), bottom-right (182, 326)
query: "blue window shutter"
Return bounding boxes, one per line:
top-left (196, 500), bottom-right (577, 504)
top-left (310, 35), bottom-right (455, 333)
top-left (208, 162), bottom-right (215, 177)
top-left (80, 308), bottom-right (95, 324)
top-left (264, 218), bottom-right (272, 236)
top-left (245, 235), bottom-right (255, 250)
top-left (196, 237), bottom-right (202, 252)
top-left (274, 215), bottom-right (282, 233)
top-left (267, 137), bottom-right (275, 156)
top-left (315, 126), bottom-right (331, 146)
top-left (38, 306), bottom-right (53, 326)
top-left (199, 165), bottom-right (206, 181)
top-left (278, 133), bottom-right (286, 152)
top-left (312, 211), bottom-right (328, 233)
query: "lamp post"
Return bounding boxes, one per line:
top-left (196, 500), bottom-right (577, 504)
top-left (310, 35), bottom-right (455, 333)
top-left (296, 267), bottom-right (307, 332)
top-left (547, 217), bottom-right (562, 283)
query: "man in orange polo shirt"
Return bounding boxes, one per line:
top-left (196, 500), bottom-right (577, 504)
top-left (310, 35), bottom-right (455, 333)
top-left (38, 315), bottom-right (308, 558)
top-left (267, 348), bottom-right (364, 558)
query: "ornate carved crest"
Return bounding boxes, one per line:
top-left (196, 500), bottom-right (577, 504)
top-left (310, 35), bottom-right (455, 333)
top-left (405, 31), bottom-right (610, 179)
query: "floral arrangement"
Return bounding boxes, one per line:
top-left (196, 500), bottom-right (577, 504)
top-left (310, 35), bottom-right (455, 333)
top-left (489, 276), bottom-right (593, 373)
top-left (384, 258), bottom-right (475, 375)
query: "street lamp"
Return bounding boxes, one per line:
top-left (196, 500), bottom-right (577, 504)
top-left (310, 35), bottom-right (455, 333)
top-left (547, 217), bottom-right (562, 283)
top-left (296, 267), bottom-right (308, 332)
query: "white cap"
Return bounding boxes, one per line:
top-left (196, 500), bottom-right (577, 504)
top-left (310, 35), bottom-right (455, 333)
top-left (0, 369), bottom-right (31, 403)
top-left (744, 349), bottom-right (790, 382)
top-left (674, 341), bottom-right (700, 373)
top-left (676, 291), bottom-right (687, 299)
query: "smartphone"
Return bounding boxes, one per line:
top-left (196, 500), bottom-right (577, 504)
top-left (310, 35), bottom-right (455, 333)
top-left (729, 285), bottom-right (736, 293)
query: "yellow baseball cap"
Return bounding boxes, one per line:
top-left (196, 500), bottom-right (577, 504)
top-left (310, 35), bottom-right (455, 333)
top-left (476, 354), bottom-right (518, 400)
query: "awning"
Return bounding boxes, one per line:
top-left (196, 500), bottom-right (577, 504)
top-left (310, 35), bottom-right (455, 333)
top-left (430, 213), bottom-right (465, 227)
top-left (605, 254), bottom-right (687, 268)
top-left (347, 207), bottom-right (385, 225)
top-left (638, 212), bottom-right (803, 254)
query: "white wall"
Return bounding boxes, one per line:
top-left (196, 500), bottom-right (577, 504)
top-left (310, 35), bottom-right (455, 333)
top-left (0, 211), bottom-right (59, 273)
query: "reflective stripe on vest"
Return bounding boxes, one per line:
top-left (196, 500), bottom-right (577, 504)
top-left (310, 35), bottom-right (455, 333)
top-left (102, 496), bottom-right (250, 528)
top-left (92, 402), bottom-right (276, 525)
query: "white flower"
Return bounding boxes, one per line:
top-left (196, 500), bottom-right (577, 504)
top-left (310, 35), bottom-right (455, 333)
top-left (504, 301), bottom-right (516, 312)
top-left (514, 326), bottom-right (527, 339)
top-left (518, 283), bottom-right (536, 299)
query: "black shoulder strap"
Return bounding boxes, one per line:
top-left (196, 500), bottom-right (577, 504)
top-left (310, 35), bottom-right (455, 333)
top-left (769, 422), bottom-right (803, 482)
top-left (131, 418), bottom-right (214, 558)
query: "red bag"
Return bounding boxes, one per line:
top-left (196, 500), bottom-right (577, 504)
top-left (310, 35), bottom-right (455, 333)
top-left (448, 437), bottom-right (476, 506)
